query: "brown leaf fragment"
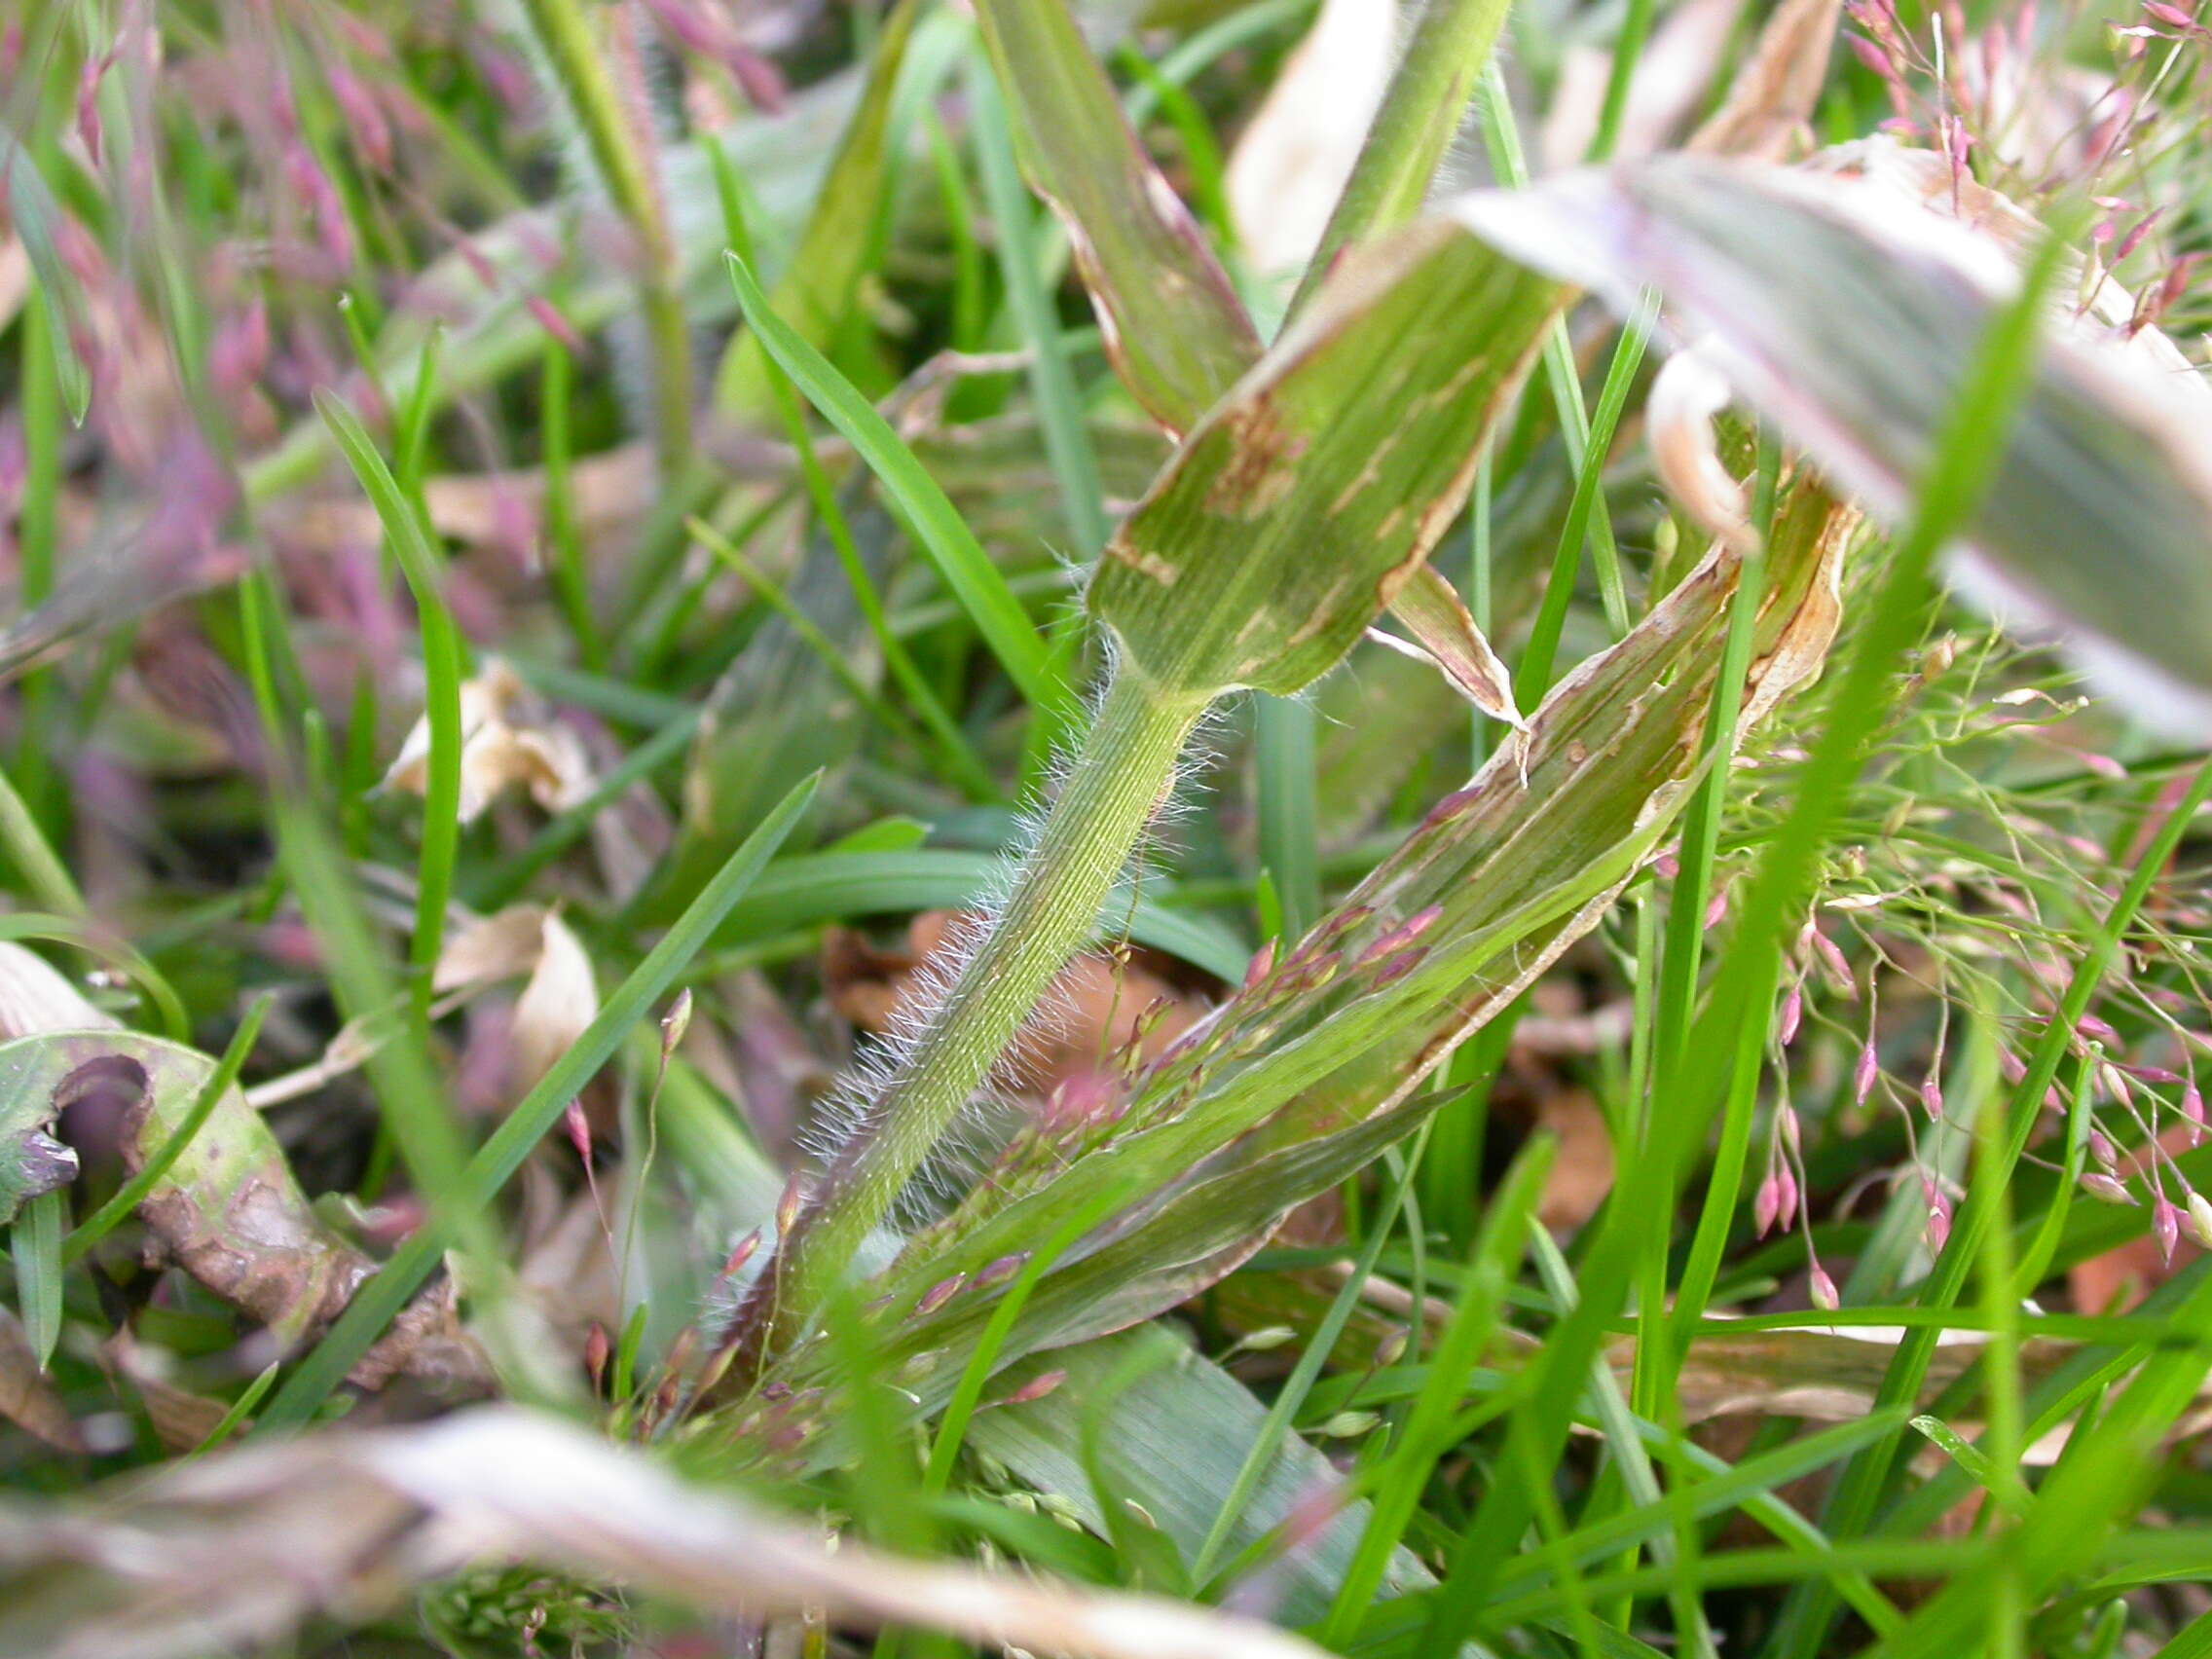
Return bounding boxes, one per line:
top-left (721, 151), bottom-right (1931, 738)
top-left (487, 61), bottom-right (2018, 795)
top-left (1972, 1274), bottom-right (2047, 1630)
top-left (0, 1307), bottom-right (85, 1454)
top-left (1531, 1088), bottom-right (1614, 1235)
top-left (1688, 0), bottom-right (1847, 161)
top-left (101, 1334), bottom-right (229, 1453)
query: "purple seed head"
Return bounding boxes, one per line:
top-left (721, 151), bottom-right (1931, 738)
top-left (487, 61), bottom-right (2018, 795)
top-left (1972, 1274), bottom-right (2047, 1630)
top-left (2082, 1171), bottom-right (2134, 1206)
top-left (914, 1272), bottom-right (968, 1318)
top-left (1919, 1074), bottom-right (1944, 1121)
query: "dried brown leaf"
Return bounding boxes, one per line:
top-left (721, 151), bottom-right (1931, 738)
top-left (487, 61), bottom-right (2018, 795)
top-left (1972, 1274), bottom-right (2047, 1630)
top-left (385, 658), bottom-right (593, 824)
top-left (0, 1307), bottom-right (84, 1454)
top-left (1372, 564), bottom-right (1525, 730)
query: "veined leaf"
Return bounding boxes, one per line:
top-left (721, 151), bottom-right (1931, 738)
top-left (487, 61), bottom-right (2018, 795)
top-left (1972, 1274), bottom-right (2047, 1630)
top-left (1448, 152), bottom-right (2212, 735)
top-left (0, 1032), bottom-right (374, 1350)
top-left (1091, 223), bottom-right (1567, 696)
top-left (760, 469), bottom-right (1851, 1407)
top-left (971, 0), bottom-right (1261, 435)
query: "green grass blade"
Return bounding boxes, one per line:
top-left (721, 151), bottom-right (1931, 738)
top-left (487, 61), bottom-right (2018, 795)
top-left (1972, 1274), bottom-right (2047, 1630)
top-left (257, 771), bottom-right (819, 1431)
top-left (9, 1189), bottom-right (66, 1370)
top-left (313, 387), bottom-right (467, 1025)
top-left (723, 250), bottom-right (1068, 719)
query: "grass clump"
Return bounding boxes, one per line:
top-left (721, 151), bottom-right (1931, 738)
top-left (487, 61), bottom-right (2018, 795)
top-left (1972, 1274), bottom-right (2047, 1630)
top-left (2, 2), bottom-right (2212, 1657)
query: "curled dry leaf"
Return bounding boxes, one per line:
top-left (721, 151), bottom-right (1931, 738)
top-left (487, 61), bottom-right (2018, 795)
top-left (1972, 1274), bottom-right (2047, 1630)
top-left (1225, 0), bottom-right (1399, 278)
top-left (0, 1306), bottom-right (84, 1454)
top-left (511, 908), bottom-right (598, 1093)
top-left (0, 1405), bottom-right (1331, 1659)
top-left (0, 1031), bottom-right (485, 1390)
top-left (1370, 564), bottom-right (1525, 731)
top-left (1447, 152), bottom-right (2212, 736)
top-left (435, 903), bottom-right (602, 1109)
top-left (385, 657), bottom-right (593, 824)
top-left (0, 941), bottom-right (118, 1039)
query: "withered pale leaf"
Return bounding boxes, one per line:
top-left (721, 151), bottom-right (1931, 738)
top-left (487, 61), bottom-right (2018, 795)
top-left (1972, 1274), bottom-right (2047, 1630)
top-left (1225, 0), bottom-right (1398, 279)
top-left (0, 943), bottom-right (116, 1039)
top-left (385, 658), bottom-right (593, 824)
top-left (433, 903), bottom-right (555, 993)
top-left (1447, 155), bottom-right (2212, 736)
top-left (511, 909), bottom-right (597, 1092)
top-left (1541, 0), bottom-right (1751, 166)
top-left (0, 1406), bottom-right (1330, 1659)
top-left (1686, 0), bottom-right (1845, 161)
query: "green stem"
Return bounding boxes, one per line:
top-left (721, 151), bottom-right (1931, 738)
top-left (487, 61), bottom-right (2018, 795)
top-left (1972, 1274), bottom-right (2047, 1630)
top-left (512, 0), bottom-right (692, 475)
top-left (1288, 0), bottom-right (1513, 316)
top-left (750, 668), bottom-right (1205, 1348)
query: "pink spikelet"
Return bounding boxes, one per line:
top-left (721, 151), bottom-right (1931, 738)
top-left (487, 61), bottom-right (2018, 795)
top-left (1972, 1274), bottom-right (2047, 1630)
top-left (2183, 1079), bottom-right (2205, 1147)
top-left (1855, 1038), bottom-right (1880, 1105)
top-left (1809, 1267), bottom-right (1840, 1311)
top-left (1755, 1174), bottom-right (1784, 1237)
top-left (2155, 1197), bottom-right (2181, 1267)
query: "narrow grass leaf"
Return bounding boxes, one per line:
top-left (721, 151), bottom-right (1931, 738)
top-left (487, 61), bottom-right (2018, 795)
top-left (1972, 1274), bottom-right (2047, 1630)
top-left (723, 251), bottom-right (1066, 717)
top-left (258, 771), bottom-right (819, 1430)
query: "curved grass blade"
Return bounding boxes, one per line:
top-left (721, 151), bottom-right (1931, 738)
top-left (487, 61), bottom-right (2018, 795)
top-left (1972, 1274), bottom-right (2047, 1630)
top-left (969, 0), bottom-right (1261, 435)
top-left (1451, 155), bottom-right (2212, 735)
top-left (724, 250), bottom-right (1068, 718)
top-left (258, 771), bottom-right (819, 1431)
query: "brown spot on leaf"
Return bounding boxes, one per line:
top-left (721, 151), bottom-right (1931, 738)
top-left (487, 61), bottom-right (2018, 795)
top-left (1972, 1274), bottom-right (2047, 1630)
top-left (1203, 398), bottom-right (1308, 519)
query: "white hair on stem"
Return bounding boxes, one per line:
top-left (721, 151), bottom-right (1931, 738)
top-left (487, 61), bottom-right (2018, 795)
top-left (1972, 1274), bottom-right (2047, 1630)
top-left (792, 645), bottom-right (1227, 1231)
